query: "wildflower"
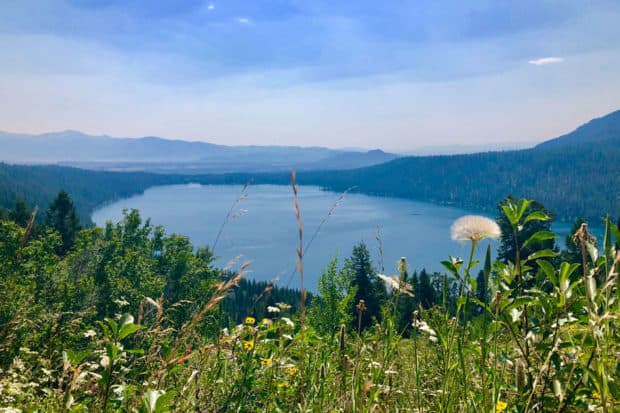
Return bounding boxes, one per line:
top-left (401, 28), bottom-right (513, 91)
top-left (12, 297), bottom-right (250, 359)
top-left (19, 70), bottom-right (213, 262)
top-left (377, 274), bottom-right (414, 297)
top-left (113, 297), bottom-right (129, 308)
top-left (496, 400), bottom-right (508, 413)
top-left (244, 316), bottom-right (256, 325)
top-left (276, 302), bottom-right (291, 310)
top-left (242, 340), bottom-right (254, 351)
top-left (412, 319), bottom-right (438, 342)
top-left (281, 317), bottom-right (295, 328)
top-left (451, 215), bottom-right (501, 242)
top-left (267, 306), bottom-right (280, 313)
top-left (83, 329), bottom-right (97, 338)
top-left (285, 366), bottom-right (298, 376)
top-left (277, 382), bottom-right (289, 389)
top-left (260, 358), bottom-right (272, 366)
top-left (261, 318), bottom-right (272, 326)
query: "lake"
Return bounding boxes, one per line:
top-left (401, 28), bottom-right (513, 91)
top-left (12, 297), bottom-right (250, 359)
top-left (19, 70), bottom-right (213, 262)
top-left (92, 184), bottom-right (576, 291)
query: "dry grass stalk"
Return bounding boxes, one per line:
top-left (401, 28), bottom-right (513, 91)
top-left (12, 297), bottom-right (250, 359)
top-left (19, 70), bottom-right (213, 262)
top-left (212, 180), bottom-right (251, 253)
top-left (17, 205), bottom-right (38, 260)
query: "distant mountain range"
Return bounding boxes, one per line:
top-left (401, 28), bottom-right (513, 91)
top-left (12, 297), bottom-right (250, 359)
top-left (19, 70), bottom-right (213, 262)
top-left (0, 130), bottom-right (398, 172)
top-left (1, 108), bottom-right (619, 223)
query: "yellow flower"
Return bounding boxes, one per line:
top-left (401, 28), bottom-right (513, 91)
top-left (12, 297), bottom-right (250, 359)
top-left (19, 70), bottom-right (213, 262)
top-left (593, 391), bottom-right (601, 399)
top-left (285, 366), bottom-right (298, 377)
top-left (261, 318), bottom-right (272, 326)
top-left (277, 382), bottom-right (289, 389)
top-left (242, 340), bottom-right (254, 351)
top-left (260, 358), bottom-right (272, 366)
top-left (496, 400), bottom-right (508, 413)
top-left (244, 316), bottom-right (256, 325)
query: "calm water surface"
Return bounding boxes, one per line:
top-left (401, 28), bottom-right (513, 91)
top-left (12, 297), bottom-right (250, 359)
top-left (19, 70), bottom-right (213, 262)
top-left (92, 184), bottom-right (576, 291)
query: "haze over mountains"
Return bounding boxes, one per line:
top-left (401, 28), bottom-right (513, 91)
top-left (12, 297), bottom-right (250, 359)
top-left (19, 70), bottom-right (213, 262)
top-left (1, 108), bottom-right (619, 223)
top-left (0, 130), bottom-right (397, 173)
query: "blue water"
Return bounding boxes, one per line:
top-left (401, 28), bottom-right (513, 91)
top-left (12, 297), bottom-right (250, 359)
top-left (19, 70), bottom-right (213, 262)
top-left (91, 184), bottom-right (588, 291)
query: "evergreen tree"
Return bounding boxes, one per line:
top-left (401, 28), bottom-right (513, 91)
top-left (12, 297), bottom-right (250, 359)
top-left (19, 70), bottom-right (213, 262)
top-left (345, 242), bottom-right (385, 331)
top-left (417, 269), bottom-right (436, 309)
top-left (475, 269), bottom-right (488, 309)
top-left (9, 199), bottom-right (31, 227)
top-left (46, 190), bottom-right (81, 255)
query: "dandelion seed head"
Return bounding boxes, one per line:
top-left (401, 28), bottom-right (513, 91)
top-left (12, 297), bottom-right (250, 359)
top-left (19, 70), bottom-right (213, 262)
top-left (451, 215), bottom-right (501, 242)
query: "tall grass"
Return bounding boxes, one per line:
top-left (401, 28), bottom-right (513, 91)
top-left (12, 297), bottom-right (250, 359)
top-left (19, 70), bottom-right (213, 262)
top-left (0, 194), bottom-right (618, 412)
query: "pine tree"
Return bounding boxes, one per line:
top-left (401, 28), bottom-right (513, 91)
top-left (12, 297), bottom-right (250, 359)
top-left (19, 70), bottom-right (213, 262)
top-left (346, 242), bottom-right (385, 331)
top-left (46, 190), bottom-right (81, 255)
top-left (9, 199), bottom-right (31, 227)
top-left (417, 269), bottom-right (436, 309)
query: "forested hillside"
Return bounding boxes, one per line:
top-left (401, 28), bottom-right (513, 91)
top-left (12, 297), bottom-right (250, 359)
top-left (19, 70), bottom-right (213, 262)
top-left (1, 109), bottom-right (619, 223)
top-left (0, 163), bottom-right (180, 224)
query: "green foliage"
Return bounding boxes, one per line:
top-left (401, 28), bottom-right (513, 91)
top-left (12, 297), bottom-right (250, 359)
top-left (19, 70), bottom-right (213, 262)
top-left (46, 190), bottom-right (82, 255)
top-left (0, 196), bottom-right (619, 412)
top-left (346, 242), bottom-right (386, 331)
top-left (307, 258), bottom-right (354, 337)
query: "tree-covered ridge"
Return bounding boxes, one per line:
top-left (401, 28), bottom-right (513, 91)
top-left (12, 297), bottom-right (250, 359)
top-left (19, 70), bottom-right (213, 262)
top-left (1, 109), bottom-right (619, 224)
top-left (0, 163), bottom-right (181, 224)
top-left (1, 192), bottom-right (618, 411)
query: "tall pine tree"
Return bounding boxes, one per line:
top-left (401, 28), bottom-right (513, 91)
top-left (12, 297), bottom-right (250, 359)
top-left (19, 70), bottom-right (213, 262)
top-left (345, 242), bottom-right (385, 331)
top-left (46, 190), bottom-right (81, 255)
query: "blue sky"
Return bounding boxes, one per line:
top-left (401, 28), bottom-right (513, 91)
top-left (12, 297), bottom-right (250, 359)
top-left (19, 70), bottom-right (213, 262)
top-left (1, 0), bottom-right (619, 151)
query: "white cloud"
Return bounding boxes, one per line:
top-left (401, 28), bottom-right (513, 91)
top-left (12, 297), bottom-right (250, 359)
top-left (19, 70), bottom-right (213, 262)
top-left (207, 4), bottom-right (215, 10)
top-left (237, 17), bottom-right (250, 24)
top-left (528, 57), bottom-right (564, 66)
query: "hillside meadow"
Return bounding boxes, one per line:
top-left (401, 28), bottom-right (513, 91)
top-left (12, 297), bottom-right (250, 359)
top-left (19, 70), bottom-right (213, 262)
top-left (0, 187), bottom-right (618, 412)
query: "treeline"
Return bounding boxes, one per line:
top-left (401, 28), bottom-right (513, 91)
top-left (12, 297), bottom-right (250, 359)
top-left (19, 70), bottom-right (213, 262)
top-left (2, 131), bottom-right (619, 227)
top-left (0, 163), bottom-right (182, 225)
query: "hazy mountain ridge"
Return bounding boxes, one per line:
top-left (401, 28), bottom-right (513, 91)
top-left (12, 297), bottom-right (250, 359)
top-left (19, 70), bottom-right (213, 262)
top-left (0, 130), bottom-right (398, 171)
top-left (1, 109), bottom-right (619, 223)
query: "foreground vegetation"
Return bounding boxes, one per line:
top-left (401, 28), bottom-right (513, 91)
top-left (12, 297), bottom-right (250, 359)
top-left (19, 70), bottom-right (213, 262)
top-left (0, 189), bottom-right (619, 412)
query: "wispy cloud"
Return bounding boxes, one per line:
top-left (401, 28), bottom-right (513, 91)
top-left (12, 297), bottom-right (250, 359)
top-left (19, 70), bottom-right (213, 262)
top-left (207, 4), bottom-right (215, 11)
top-left (237, 17), bottom-right (250, 24)
top-left (528, 57), bottom-right (564, 66)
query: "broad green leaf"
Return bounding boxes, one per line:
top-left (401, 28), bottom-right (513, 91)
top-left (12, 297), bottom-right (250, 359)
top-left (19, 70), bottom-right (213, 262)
top-left (537, 259), bottom-right (557, 286)
top-left (523, 210), bottom-right (550, 224)
top-left (119, 323), bottom-right (139, 341)
top-left (527, 249), bottom-right (557, 261)
top-left (155, 390), bottom-right (176, 413)
top-left (523, 231), bottom-right (558, 248)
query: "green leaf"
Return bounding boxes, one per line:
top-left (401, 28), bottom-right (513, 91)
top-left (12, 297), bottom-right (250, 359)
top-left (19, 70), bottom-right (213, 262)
top-left (483, 245), bottom-right (492, 277)
top-left (441, 259), bottom-right (460, 277)
top-left (523, 210), bottom-right (550, 224)
top-left (119, 323), bottom-right (139, 341)
top-left (155, 390), bottom-right (176, 413)
top-left (559, 262), bottom-right (580, 285)
top-left (527, 249), bottom-right (557, 261)
top-left (537, 259), bottom-right (557, 286)
top-left (523, 231), bottom-right (558, 248)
